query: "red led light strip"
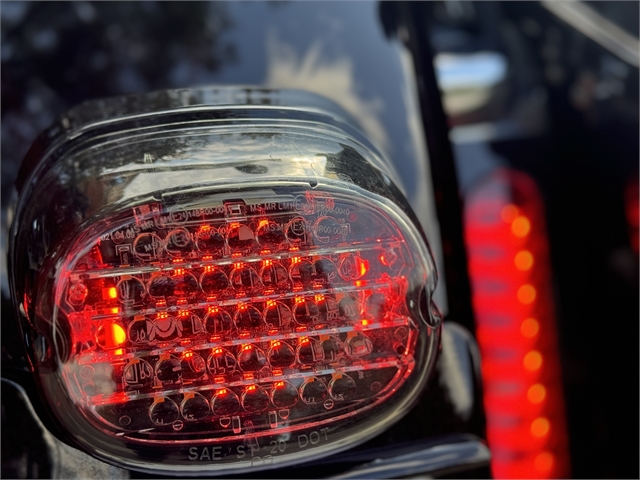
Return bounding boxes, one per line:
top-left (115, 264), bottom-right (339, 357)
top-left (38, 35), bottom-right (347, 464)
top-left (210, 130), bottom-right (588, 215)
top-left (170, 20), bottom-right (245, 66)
top-left (464, 169), bottom-right (570, 478)
top-left (70, 241), bottom-right (401, 281)
top-left (76, 316), bottom-right (409, 366)
top-left (625, 175), bottom-right (639, 256)
top-left (90, 358), bottom-right (408, 407)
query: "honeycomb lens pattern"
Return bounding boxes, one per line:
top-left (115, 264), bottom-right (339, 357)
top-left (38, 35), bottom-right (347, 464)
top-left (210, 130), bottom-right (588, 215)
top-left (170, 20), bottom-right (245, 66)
top-left (58, 190), bottom-right (421, 441)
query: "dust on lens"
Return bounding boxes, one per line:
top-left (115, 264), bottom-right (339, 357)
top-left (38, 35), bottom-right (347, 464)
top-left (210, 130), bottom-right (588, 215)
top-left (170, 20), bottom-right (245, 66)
top-left (290, 260), bottom-right (316, 286)
top-left (365, 293), bottom-right (389, 320)
top-left (314, 259), bottom-right (339, 286)
top-left (317, 295), bottom-right (339, 324)
top-left (338, 295), bottom-right (361, 321)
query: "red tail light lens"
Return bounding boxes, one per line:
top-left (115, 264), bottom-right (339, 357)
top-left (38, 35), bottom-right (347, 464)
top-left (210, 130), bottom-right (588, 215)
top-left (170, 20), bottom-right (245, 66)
top-left (9, 88), bottom-right (440, 474)
top-left (64, 189), bottom-right (423, 431)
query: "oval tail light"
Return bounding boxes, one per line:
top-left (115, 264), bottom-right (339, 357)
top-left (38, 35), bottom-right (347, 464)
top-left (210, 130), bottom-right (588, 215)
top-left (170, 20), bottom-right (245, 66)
top-left (9, 88), bottom-right (441, 474)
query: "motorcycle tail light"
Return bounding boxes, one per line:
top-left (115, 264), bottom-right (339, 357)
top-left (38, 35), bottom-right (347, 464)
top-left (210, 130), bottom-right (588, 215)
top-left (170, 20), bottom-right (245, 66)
top-left (8, 88), bottom-right (441, 475)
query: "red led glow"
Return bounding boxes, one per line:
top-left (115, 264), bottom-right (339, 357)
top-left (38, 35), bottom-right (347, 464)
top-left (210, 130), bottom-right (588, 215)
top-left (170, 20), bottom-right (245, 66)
top-left (464, 169), bottom-right (570, 478)
top-left (511, 215), bottom-right (531, 238)
top-left (521, 318), bottom-right (540, 338)
top-left (359, 258), bottom-right (368, 277)
top-left (625, 175), bottom-right (639, 255)
top-left (97, 323), bottom-right (127, 348)
top-left (54, 189), bottom-right (426, 452)
top-left (514, 250), bottom-right (534, 271)
top-left (528, 384), bottom-right (546, 404)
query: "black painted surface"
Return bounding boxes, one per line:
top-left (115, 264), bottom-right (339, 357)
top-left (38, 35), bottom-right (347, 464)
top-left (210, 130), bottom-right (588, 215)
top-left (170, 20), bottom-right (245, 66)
top-left (1, 379), bottom-right (53, 479)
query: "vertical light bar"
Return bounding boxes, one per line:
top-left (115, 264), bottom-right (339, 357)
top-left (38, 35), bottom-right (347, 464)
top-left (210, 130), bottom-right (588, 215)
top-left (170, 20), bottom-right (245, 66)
top-left (464, 169), bottom-right (570, 478)
top-left (624, 175), bottom-right (639, 256)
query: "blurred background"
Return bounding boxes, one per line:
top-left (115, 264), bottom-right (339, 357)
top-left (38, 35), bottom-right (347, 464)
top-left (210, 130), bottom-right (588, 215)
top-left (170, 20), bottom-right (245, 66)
top-left (1, 1), bottom-right (638, 478)
top-left (423, 2), bottom-right (639, 478)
